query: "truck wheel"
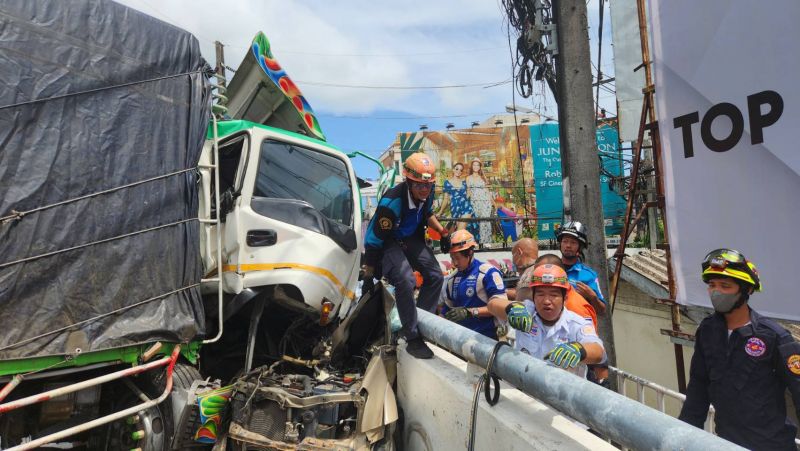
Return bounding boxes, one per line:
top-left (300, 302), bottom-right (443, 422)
top-left (108, 362), bottom-right (202, 451)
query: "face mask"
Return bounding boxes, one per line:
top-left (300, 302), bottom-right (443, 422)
top-left (710, 290), bottom-right (741, 313)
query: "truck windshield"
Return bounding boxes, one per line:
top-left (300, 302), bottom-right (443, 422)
top-left (254, 140), bottom-right (353, 227)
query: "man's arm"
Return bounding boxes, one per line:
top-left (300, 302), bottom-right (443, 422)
top-left (581, 342), bottom-right (605, 364)
top-left (678, 328), bottom-right (711, 428)
top-left (487, 297), bottom-right (512, 320)
top-left (575, 322), bottom-right (606, 364)
top-left (506, 287), bottom-right (517, 301)
top-left (574, 281), bottom-right (607, 315)
top-left (426, 214), bottom-right (447, 236)
top-left (363, 197), bottom-right (400, 267)
top-left (777, 334), bottom-right (800, 421)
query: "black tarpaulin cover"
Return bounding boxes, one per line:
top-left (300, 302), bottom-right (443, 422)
top-left (0, 0), bottom-right (210, 359)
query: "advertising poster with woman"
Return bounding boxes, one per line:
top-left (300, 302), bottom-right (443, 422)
top-left (391, 126), bottom-right (535, 247)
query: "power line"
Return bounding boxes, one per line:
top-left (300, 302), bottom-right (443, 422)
top-left (317, 111), bottom-right (504, 120)
top-left (269, 47), bottom-right (508, 57)
top-left (295, 79), bottom-right (512, 90)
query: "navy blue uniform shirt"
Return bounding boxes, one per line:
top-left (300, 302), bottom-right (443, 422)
top-left (444, 259), bottom-right (505, 339)
top-left (364, 182), bottom-right (433, 267)
top-left (679, 309), bottom-right (800, 450)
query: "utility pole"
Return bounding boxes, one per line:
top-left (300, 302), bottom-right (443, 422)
top-left (215, 41), bottom-right (227, 90)
top-left (553, 0), bottom-right (617, 370)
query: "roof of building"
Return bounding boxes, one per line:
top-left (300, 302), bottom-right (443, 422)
top-left (608, 249), bottom-right (670, 300)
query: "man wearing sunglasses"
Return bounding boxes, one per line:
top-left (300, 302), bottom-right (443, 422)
top-left (679, 249), bottom-right (800, 450)
top-left (362, 152), bottom-right (449, 359)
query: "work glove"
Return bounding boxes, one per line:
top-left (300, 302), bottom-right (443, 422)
top-left (439, 233), bottom-right (451, 253)
top-left (546, 342), bottom-right (587, 369)
top-left (444, 307), bottom-right (472, 323)
top-left (360, 265), bottom-right (374, 280)
top-left (505, 303), bottom-right (532, 333)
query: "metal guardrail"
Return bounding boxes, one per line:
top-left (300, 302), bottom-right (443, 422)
top-left (416, 309), bottom-right (744, 451)
top-left (609, 366), bottom-right (714, 433)
top-left (609, 366), bottom-right (800, 448)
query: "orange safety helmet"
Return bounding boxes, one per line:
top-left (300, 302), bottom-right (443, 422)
top-left (530, 264), bottom-right (571, 290)
top-left (449, 229), bottom-right (477, 253)
top-left (403, 152), bottom-right (437, 183)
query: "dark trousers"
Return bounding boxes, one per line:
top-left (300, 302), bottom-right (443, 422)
top-left (382, 236), bottom-right (443, 339)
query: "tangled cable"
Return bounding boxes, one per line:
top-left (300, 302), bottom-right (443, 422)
top-left (502, 0), bottom-right (557, 99)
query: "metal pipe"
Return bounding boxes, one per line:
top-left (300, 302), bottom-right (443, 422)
top-left (7, 346), bottom-right (180, 451)
top-left (635, 0), bottom-right (687, 394)
top-left (203, 111), bottom-right (225, 344)
top-left (416, 310), bottom-right (743, 451)
top-left (0, 374), bottom-right (22, 403)
top-left (345, 151), bottom-right (386, 174)
top-left (609, 365), bottom-right (684, 401)
top-left (0, 349), bottom-right (177, 415)
top-left (609, 94), bottom-right (651, 315)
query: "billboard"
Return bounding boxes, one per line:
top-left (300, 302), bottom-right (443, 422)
top-left (649, 0), bottom-right (799, 320)
top-left (531, 122), bottom-right (627, 240)
top-left (392, 126), bottom-right (535, 246)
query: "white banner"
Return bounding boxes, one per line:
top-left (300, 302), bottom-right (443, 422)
top-left (610, 0), bottom-right (647, 142)
top-left (648, 0), bottom-right (800, 320)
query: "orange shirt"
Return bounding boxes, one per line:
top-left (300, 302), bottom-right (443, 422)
top-left (565, 289), bottom-right (598, 330)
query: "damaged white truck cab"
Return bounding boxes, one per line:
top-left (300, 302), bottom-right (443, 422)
top-left (198, 121), bottom-right (362, 320)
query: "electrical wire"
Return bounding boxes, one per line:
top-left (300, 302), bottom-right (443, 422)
top-left (294, 79), bottom-right (512, 90)
top-left (502, 0), bottom-right (557, 99)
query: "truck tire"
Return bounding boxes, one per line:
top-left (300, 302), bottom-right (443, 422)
top-left (148, 362), bottom-right (203, 449)
top-left (106, 362), bottom-right (202, 451)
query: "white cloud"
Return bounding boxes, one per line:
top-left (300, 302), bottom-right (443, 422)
top-left (114, 0), bottom-right (616, 118)
top-left (114, 0), bottom-right (515, 116)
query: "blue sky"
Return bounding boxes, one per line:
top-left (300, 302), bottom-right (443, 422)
top-left (116, 0), bottom-right (616, 180)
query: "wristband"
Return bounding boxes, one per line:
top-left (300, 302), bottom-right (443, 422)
top-left (575, 342), bottom-right (587, 360)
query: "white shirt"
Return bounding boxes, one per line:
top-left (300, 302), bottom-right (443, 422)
top-left (514, 302), bottom-right (605, 378)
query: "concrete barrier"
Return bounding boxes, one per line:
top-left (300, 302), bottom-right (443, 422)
top-left (396, 343), bottom-right (616, 451)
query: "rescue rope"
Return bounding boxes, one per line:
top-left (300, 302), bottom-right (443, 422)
top-left (467, 340), bottom-right (510, 451)
top-left (0, 167), bottom-right (197, 225)
top-left (0, 217), bottom-right (197, 270)
top-left (0, 69), bottom-right (208, 111)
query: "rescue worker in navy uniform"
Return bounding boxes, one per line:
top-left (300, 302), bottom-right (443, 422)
top-left (362, 152), bottom-right (449, 359)
top-left (679, 249), bottom-right (800, 450)
top-left (442, 230), bottom-right (507, 340)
